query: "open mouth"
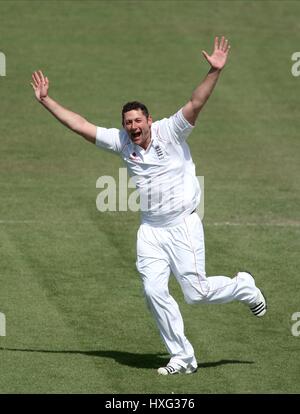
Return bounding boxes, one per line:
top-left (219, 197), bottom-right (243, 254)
top-left (132, 131), bottom-right (142, 139)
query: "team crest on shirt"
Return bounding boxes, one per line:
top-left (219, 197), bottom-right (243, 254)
top-left (154, 145), bottom-right (165, 160)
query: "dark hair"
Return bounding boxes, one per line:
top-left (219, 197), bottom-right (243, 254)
top-left (122, 101), bottom-right (149, 125)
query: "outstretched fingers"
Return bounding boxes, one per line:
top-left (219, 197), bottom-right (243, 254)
top-left (219, 36), bottom-right (225, 50)
top-left (224, 38), bottom-right (228, 50)
top-left (219, 37), bottom-right (230, 53)
top-left (38, 69), bottom-right (45, 84)
top-left (224, 39), bottom-right (230, 54)
top-left (31, 75), bottom-right (37, 92)
top-left (214, 36), bottom-right (219, 51)
top-left (32, 71), bottom-right (39, 86)
top-left (202, 50), bottom-right (209, 61)
top-left (31, 70), bottom-right (49, 89)
top-left (214, 36), bottom-right (230, 52)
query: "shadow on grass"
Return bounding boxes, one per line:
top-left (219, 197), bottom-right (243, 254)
top-left (0, 347), bottom-right (254, 370)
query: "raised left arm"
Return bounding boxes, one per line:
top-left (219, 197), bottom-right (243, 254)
top-left (182, 36), bottom-right (230, 126)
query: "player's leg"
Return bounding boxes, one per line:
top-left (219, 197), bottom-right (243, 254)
top-left (168, 212), bottom-right (266, 313)
top-left (136, 224), bottom-right (196, 373)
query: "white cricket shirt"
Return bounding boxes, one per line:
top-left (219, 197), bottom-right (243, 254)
top-left (96, 108), bottom-right (201, 227)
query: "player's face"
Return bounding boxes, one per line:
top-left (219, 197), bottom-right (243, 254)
top-left (123, 109), bottom-right (152, 150)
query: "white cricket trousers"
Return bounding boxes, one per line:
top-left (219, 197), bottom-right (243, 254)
top-left (136, 212), bottom-right (259, 369)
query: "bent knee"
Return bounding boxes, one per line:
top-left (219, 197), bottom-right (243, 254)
top-left (183, 282), bottom-right (209, 304)
top-left (184, 294), bottom-right (204, 304)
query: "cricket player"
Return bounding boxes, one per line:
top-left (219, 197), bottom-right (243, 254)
top-left (31, 36), bottom-right (267, 376)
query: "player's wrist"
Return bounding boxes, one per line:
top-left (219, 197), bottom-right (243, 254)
top-left (209, 66), bottom-right (222, 73)
top-left (39, 94), bottom-right (49, 104)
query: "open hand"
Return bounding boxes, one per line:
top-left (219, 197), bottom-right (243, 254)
top-left (31, 70), bottom-right (49, 101)
top-left (202, 36), bottom-right (230, 70)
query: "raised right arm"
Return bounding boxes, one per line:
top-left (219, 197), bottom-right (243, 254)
top-left (31, 70), bottom-right (96, 144)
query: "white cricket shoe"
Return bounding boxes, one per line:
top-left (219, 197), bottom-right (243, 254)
top-left (157, 363), bottom-right (197, 376)
top-left (237, 270), bottom-right (267, 317)
top-left (249, 288), bottom-right (267, 317)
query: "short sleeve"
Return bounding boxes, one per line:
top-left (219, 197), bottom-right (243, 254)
top-left (156, 108), bottom-right (195, 144)
top-left (95, 127), bottom-right (127, 153)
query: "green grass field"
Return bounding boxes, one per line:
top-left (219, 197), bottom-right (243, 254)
top-left (0, 0), bottom-right (300, 394)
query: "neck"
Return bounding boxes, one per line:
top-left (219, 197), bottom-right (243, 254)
top-left (140, 131), bottom-right (151, 150)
